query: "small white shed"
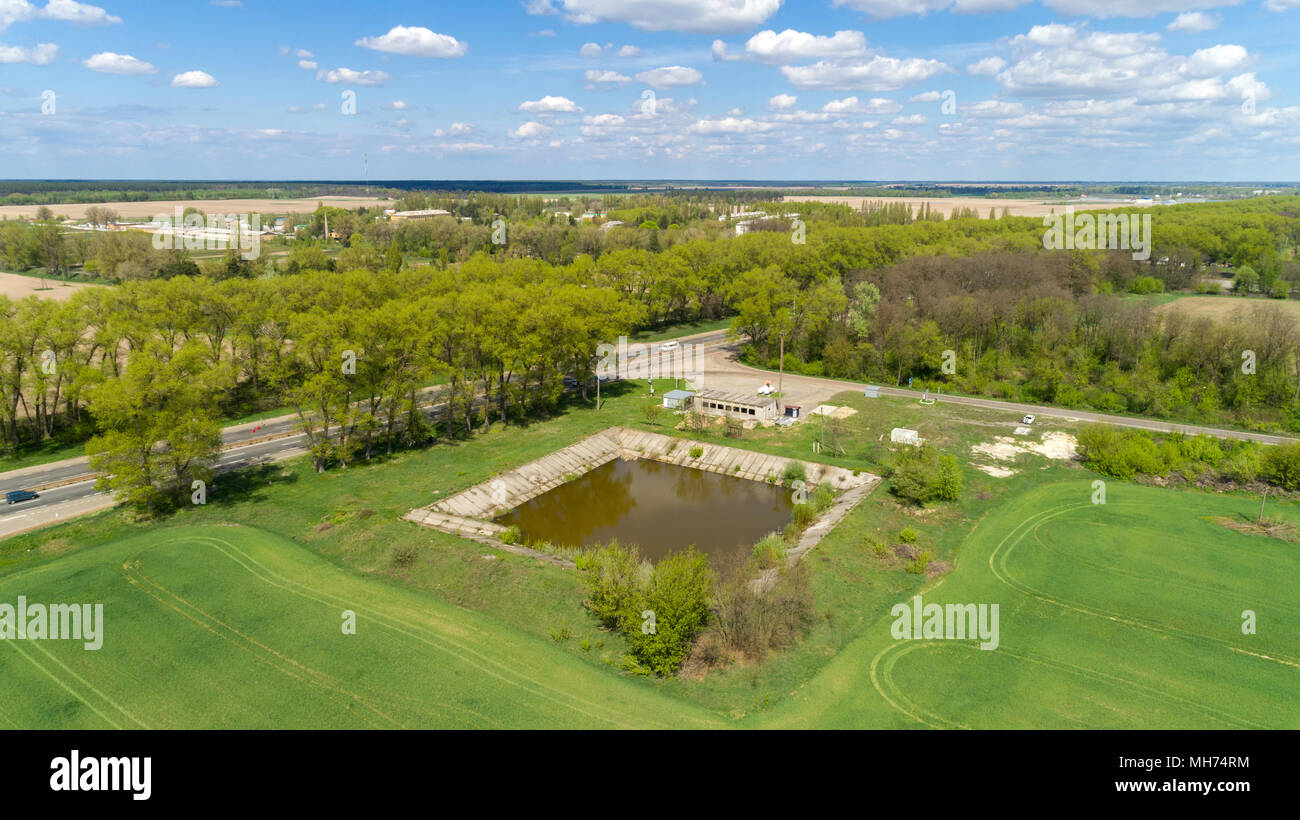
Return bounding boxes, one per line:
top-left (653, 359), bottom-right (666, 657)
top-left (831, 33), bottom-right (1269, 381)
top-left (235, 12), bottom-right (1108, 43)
top-left (890, 427), bottom-right (923, 446)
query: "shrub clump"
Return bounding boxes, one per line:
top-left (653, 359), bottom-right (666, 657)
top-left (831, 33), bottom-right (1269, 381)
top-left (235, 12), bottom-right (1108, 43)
top-left (888, 444), bottom-right (963, 504)
top-left (580, 541), bottom-right (714, 676)
top-left (751, 531), bottom-right (787, 570)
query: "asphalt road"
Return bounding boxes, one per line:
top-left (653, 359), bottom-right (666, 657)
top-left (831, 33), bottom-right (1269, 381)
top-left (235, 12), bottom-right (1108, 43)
top-left (2, 328), bottom-right (1294, 538)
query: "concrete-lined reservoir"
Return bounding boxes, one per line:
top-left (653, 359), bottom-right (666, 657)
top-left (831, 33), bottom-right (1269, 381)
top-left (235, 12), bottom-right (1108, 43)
top-left (404, 427), bottom-right (880, 568)
top-left (496, 458), bottom-right (794, 562)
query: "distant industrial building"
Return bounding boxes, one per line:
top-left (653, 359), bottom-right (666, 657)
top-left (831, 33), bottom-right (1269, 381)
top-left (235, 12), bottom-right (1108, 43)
top-left (386, 209), bottom-right (452, 222)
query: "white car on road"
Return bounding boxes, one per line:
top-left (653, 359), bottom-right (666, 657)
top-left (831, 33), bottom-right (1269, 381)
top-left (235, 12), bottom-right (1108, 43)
top-left (1021, 414), bottom-right (1035, 424)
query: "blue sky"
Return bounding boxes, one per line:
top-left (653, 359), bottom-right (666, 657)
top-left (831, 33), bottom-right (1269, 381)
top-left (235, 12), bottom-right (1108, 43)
top-left (2, 0), bottom-right (1298, 180)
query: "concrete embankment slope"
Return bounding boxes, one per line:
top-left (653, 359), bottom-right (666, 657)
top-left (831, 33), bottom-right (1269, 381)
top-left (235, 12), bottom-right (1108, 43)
top-left (404, 426), bottom-right (880, 567)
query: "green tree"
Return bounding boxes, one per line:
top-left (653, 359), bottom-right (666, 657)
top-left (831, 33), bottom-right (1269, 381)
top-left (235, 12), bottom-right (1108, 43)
top-left (85, 341), bottom-right (227, 516)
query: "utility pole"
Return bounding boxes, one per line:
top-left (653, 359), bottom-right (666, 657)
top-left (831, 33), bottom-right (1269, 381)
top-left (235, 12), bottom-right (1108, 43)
top-left (777, 331), bottom-right (785, 415)
top-left (1259, 487), bottom-right (1269, 525)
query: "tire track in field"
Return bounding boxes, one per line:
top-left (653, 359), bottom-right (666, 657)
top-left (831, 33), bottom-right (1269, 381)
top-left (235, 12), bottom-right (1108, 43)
top-left (1028, 518), bottom-right (1300, 618)
top-left (873, 637), bottom-right (1263, 729)
top-left (869, 641), bottom-right (969, 729)
top-left (133, 539), bottom-right (503, 729)
top-left (122, 555), bottom-right (418, 730)
top-left (1, 638), bottom-right (125, 729)
top-left (194, 533), bottom-right (700, 729)
top-left (991, 502), bottom-right (1300, 670)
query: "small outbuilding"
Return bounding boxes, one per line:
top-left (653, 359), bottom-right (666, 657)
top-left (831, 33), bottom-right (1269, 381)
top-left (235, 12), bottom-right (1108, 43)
top-left (890, 427), bottom-right (923, 446)
top-left (662, 389), bottom-right (695, 410)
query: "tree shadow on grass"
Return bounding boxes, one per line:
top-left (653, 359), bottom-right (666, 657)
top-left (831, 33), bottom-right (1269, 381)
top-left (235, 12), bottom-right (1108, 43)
top-left (205, 463), bottom-right (299, 508)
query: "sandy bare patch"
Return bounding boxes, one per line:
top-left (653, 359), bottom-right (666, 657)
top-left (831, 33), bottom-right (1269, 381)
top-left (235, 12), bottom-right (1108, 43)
top-left (809, 404), bottom-right (857, 419)
top-left (972, 463), bottom-right (1017, 478)
top-left (0, 195), bottom-right (394, 221)
top-left (972, 431), bottom-right (1078, 462)
top-left (0, 271), bottom-right (101, 301)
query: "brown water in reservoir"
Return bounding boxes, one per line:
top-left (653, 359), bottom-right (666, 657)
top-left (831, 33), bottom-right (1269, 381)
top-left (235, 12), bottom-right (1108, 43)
top-left (496, 458), bottom-right (794, 562)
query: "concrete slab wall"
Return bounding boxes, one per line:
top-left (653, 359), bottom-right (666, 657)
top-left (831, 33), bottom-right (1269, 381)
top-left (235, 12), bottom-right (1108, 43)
top-left (403, 426), bottom-right (880, 569)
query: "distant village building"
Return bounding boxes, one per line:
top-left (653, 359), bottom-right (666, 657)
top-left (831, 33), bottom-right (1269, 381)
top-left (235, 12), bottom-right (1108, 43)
top-left (388, 209), bottom-right (451, 223)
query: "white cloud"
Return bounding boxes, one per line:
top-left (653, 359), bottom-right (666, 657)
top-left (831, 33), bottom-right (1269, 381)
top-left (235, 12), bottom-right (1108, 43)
top-left (355, 25), bottom-right (467, 58)
top-left (892, 113), bottom-right (927, 124)
top-left (579, 41), bottom-right (604, 57)
top-left (966, 56), bottom-right (1006, 75)
top-left (616, 44), bottom-right (641, 57)
top-left (287, 102), bottom-right (327, 113)
top-left (1043, 0), bottom-right (1244, 17)
top-left (560, 0), bottom-right (781, 34)
top-left (171, 70), bottom-right (219, 88)
top-left (996, 25), bottom-right (1255, 101)
top-left (831, 0), bottom-right (950, 20)
top-left (519, 94), bottom-right (583, 113)
top-left (1167, 12), bottom-right (1220, 32)
top-left (781, 55), bottom-right (951, 91)
top-left (822, 95), bottom-right (902, 114)
top-left (509, 120), bottom-right (552, 139)
top-left (0, 41), bottom-right (57, 64)
top-left (316, 67), bottom-right (390, 86)
top-left (585, 69), bottom-right (632, 84)
top-left (296, 48), bottom-right (314, 58)
top-left (634, 65), bottom-right (703, 89)
top-left (383, 100), bottom-right (410, 110)
top-left (581, 113), bottom-right (626, 135)
top-left (1186, 44), bottom-right (1249, 76)
top-left (768, 93), bottom-right (798, 109)
top-left (909, 90), bottom-right (943, 102)
top-left (1264, 0), bottom-right (1300, 10)
top-left (743, 29), bottom-right (868, 63)
top-left (298, 59), bottom-right (317, 69)
top-left (40, 0), bottom-right (121, 26)
top-left (688, 116), bottom-right (775, 134)
top-left (83, 52), bottom-right (156, 75)
top-left (525, 0), bottom-right (558, 14)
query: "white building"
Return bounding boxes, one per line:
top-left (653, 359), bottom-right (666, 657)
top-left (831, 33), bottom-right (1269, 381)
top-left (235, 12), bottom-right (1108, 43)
top-left (890, 428), bottom-right (923, 446)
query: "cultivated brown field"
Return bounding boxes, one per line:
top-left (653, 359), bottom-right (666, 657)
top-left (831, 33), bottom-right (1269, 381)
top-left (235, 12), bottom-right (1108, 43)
top-left (0, 196), bottom-right (395, 221)
top-left (0, 271), bottom-right (101, 301)
top-left (1155, 295), bottom-right (1300, 322)
top-left (781, 194), bottom-right (1126, 218)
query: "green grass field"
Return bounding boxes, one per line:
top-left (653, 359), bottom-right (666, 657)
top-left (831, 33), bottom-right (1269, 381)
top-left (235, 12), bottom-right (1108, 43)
top-left (0, 524), bottom-right (721, 729)
top-left (3, 386), bottom-right (1297, 728)
top-left (755, 481), bottom-right (1300, 729)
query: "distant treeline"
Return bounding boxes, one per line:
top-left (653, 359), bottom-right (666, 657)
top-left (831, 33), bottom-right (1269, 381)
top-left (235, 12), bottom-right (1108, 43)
top-left (0, 181), bottom-right (405, 206)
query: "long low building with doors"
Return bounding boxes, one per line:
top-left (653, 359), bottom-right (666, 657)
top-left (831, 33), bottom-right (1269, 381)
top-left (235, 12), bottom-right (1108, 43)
top-left (692, 389), bottom-right (779, 421)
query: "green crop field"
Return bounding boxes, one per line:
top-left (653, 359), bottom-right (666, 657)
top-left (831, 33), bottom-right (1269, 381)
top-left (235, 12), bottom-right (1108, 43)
top-left (5, 482), bottom-right (1294, 729)
top-left (756, 481), bottom-right (1300, 729)
top-left (0, 524), bottom-right (721, 729)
